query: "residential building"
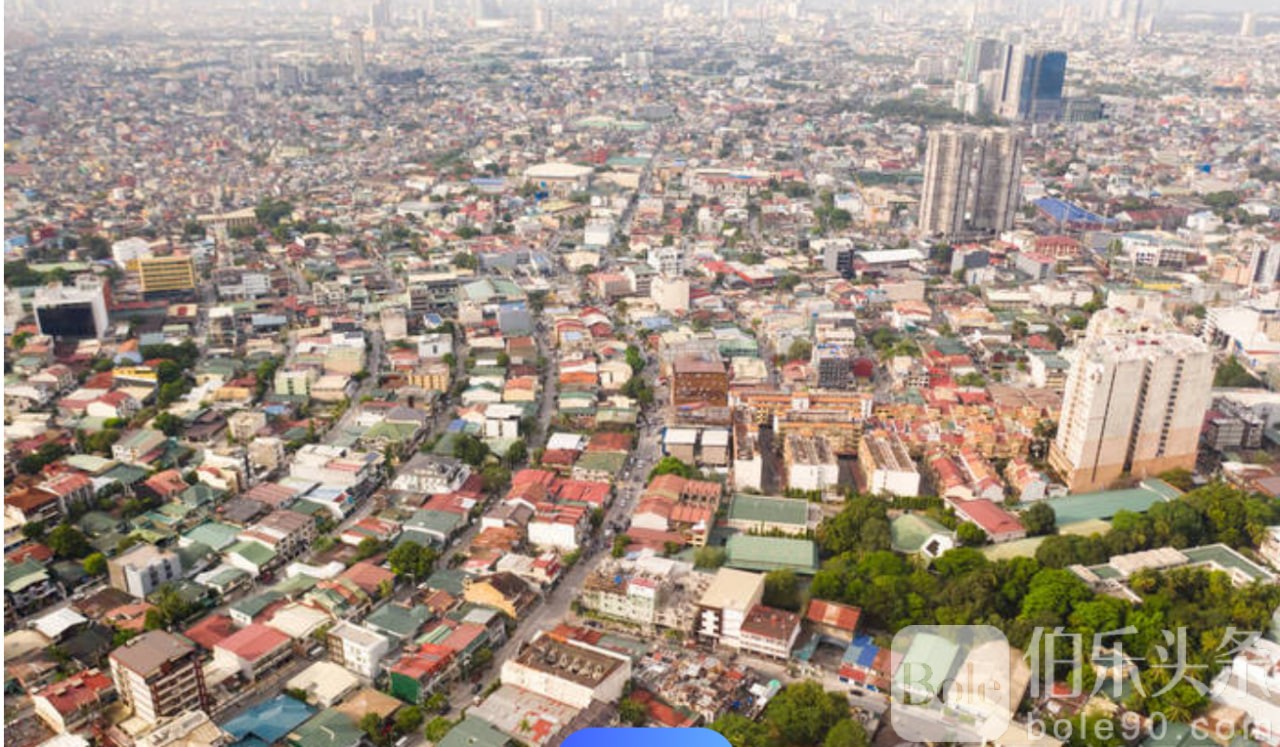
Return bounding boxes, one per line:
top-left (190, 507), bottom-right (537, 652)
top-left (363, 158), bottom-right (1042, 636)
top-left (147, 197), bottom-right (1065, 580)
top-left (391, 454), bottom-right (471, 495)
top-left (238, 510), bottom-right (316, 564)
top-left (327, 621), bottom-right (391, 680)
top-left (211, 623), bottom-right (293, 682)
top-left (738, 605), bottom-right (801, 660)
top-left (109, 631), bottom-right (210, 724)
top-left (108, 544), bottom-right (184, 599)
top-left (30, 668), bottom-right (116, 733)
top-left (919, 126), bottom-right (1022, 240)
top-left (1050, 310), bottom-right (1214, 493)
top-left (672, 351), bottom-right (730, 408)
top-left (858, 432), bottom-right (921, 497)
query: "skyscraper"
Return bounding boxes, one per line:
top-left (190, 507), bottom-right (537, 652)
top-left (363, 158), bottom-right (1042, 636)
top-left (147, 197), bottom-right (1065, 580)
top-left (1241, 12), bottom-right (1257, 38)
top-left (918, 126), bottom-right (1023, 240)
top-left (995, 46), bottom-right (1067, 122)
top-left (1049, 309), bottom-right (1214, 494)
top-left (960, 37), bottom-right (1004, 83)
top-left (350, 31), bottom-right (366, 83)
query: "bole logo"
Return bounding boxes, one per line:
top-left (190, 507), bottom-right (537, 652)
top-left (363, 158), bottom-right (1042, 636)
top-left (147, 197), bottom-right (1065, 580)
top-left (890, 625), bottom-right (1017, 744)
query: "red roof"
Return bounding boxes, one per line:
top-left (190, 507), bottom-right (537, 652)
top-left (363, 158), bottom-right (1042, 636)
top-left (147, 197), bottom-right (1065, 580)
top-left (953, 498), bottom-right (1025, 537)
top-left (340, 562), bottom-right (397, 596)
top-left (184, 614), bottom-right (239, 650)
top-left (32, 668), bottom-right (114, 716)
top-left (215, 623), bottom-right (290, 661)
top-left (805, 600), bottom-right (862, 635)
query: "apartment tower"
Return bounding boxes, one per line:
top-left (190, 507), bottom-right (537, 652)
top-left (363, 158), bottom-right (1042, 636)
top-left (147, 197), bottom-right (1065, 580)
top-left (1049, 309), bottom-right (1214, 493)
top-left (919, 126), bottom-right (1023, 240)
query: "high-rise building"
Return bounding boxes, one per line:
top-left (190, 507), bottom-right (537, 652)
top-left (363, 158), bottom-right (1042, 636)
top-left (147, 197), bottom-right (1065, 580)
top-left (109, 631), bottom-right (210, 724)
top-left (919, 126), bottom-right (1023, 240)
top-left (137, 255), bottom-right (196, 297)
top-left (350, 31), bottom-right (366, 82)
top-left (1241, 12), bottom-right (1257, 38)
top-left (1049, 309), bottom-right (1214, 494)
top-left (995, 46), bottom-right (1067, 122)
top-left (33, 275), bottom-right (110, 339)
top-left (960, 37), bottom-right (1004, 83)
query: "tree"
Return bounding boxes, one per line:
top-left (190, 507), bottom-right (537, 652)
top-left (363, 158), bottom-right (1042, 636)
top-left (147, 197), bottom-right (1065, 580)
top-left (360, 712), bottom-right (389, 747)
top-left (625, 345), bottom-right (646, 375)
top-left (611, 534), bottom-right (631, 558)
top-left (694, 546), bottom-right (727, 569)
top-left (425, 717), bottom-right (455, 742)
top-left (153, 412), bottom-right (184, 437)
top-left (21, 521), bottom-right (46, 542)
top-left (355, 537), bottom-right (382, 561)
top-left (764, 569), bottom-right (802, 611)
top-left (710, 713), bottom-right (769, 747)
top-left (83, 553), bottom-right (107, 576)
top-left (763, 681), bottom-right (850, 747)
top-left (1021, 502), bottom-right (1057, 537)
top-left (956, 521), bottom-right (987, 547)
top-left (1214, 357), bottom-right (1263, 388)
top-left (46, 524), bottom-right (91, 559)
top-left (388, 541), bottom-right (438, 582)
top-left (395, 706), bottom-right (424, 735)
top-left (648, 456), bottom-right (696, 481)
top-left (823, 719), bottom-right (869, 747)
top-left (505, 441), bottom-right (527, 467)
top-left (787, 339), bottom-right (813, 362)
top-left (1156, 468), bottom-right (1194, 492)
top-left (455, 435), bottom-right (490, 467)
top-left (618, 698), bottom-right (647, 726)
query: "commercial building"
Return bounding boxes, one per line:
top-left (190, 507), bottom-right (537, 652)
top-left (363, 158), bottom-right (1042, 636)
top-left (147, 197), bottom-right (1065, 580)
top-left (919, 126), bottom-right (1022, 240)
top-left (33, 276), bottom-right (110, 339)
top-left (697, 568), bottom-right (766, 648)
top-left (1050, 310), bottom-right (1214, 493)
top-left (994, 47), bottom-right (1067, 122)
top-left (137, 254), bottom-right (197, 296)
top-left (109, 631), bottom-right (210, 724)
top-left (499, 631), bottom-right (631, 708)
top-left (108, 544), bottom-right (184, 599)
top-left (672, 351), bottom-right (730, 408)
top-left (858, 432), bottom-right (921, 497)
top-left (738, 605), bottom-right (801, 660)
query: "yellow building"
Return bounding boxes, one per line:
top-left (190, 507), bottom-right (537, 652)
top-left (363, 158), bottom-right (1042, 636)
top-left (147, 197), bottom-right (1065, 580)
top-left (138, 255), bottom-right (196, 295)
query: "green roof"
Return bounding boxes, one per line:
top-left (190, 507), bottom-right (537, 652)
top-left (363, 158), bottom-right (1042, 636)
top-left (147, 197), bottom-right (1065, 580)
top-left (231, 590), bottom-right (283, 618)
top-left (1181, 544), bottom-right (1274, 582)
top-left (437, 717), bottom-right (513, 747)
top-left (1141, 723), bottom-right (1223, 747)
top-left (102, 464), bottom-right (149, 486)
top-left (185, 522), bottom-right (241, 551)
top-left (726, 495), bottom-right (809, 527)
top-left (408, 509), bottom-right (465, 536)
top-left (226, 540), bottom-right (276, 567)
top-left (288, 709), bottom-right (362, 747)
top-left (894, 632), bottom-right (961, 697)
top-left (1043, 479), bottom-right (1180, 526)
top-left (425, 568), bottom-right (467, 596)
top-left (574, 451), bottom-right (626, 473)
top-left (5, 558), bottom-right (50, 592)
top-left (890, 513), bottom-right (954, 554)
top-left (366, 603), bottom-right (432, 642)
top-left (275, 573), bottom-right (319, 596)
top-left (725, 535), bottom-right (819, 574)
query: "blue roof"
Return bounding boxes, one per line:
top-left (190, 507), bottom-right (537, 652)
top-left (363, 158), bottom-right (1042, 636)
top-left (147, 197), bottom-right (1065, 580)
top-left (1035, 197), bottom-right (1115, 226)
top-left (220, 695), bottom-right (314, 744)
top-left (843, 635), bottom-right (880, 668)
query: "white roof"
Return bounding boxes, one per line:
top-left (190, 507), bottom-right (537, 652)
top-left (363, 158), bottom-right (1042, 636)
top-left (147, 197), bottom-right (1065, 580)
top-left (699, 568), bottom-right (765, 612)
top-left (701, 428), bottom-right (730, 447)
top-left (857, 248), bottom-right (926, 264)
top-left (31, 607), bottom-right (88, 640)
top-left (546, 433), bottom-right (587, 451)
top-left (664, 428), bottom-right (699, 445)
top-left (286, 661), bottom-right (360, 706)
top-left (265, 603), bottom-right (332, 639)
top-left (525, 162), bottom-right (594, 179)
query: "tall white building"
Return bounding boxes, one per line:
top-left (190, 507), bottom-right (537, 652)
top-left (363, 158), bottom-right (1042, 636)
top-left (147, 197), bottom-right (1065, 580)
top-left (919, 127), bottom-right (1023, 240)
top-left (33, 276), bottom-right (110, 339)
top-left (1050, 309), bottom-right (1214, 494)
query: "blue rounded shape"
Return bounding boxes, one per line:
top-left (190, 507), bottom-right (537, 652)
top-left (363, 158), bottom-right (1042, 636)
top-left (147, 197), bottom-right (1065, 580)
top-left (562, 728), bottom-right (732, 747)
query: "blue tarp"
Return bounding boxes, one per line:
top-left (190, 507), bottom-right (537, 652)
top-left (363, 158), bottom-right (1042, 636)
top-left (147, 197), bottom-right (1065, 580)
top-left (843, 634), bottom-right (880, 668)
top-left (1035, 197), bottom-right (1115, 226)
